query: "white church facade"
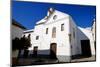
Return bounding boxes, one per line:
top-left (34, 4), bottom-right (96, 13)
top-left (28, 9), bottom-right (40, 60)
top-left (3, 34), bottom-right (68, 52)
top-left (23, 8), bottom-right (96, 62)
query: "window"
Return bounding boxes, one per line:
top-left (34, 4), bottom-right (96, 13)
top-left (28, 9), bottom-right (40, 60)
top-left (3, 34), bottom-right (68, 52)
top-left (73, 28), bottom-right (75, 38)
top-left (52, 27), bottom-right (56, 38)
top-left (36, 36), bottom-right (39, 40)
top-left (46, 28), bottom-right (48, 34)
top-left (53, 15), bottom-right (57, 20)
top-left (61, 23), bottom-right (64, 31)
top-left (69, 34), bottom-right (71, 43)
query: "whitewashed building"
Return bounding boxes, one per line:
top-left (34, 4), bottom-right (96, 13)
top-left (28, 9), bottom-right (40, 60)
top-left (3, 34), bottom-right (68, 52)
top-left (12, 19), bottom-right (26, 64)
top-left (23, 8), bottom-right (95, 62)
top-left (12, 19), bottom-right (26, 39)
top-left (91, 19), bottom-right (96, 50)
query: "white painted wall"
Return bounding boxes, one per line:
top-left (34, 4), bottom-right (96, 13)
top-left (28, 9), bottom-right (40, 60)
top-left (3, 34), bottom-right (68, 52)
top-left (69, 16), bottom-right (82, 56)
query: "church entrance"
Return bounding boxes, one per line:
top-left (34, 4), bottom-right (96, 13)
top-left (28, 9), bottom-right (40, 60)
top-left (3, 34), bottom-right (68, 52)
top-left (50, 43), bottom-right (57, 59)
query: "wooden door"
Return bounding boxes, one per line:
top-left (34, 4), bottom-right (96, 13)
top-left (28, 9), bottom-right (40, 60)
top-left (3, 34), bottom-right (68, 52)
top-left (33, 46), bottom-right (38, 56)
top-left (50, 43), bottom-right (57, 59)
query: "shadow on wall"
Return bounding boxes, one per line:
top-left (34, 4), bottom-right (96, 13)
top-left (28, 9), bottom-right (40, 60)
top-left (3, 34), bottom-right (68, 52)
top-left (19, 49), bottom-right (57, 59)
top-left (19, 49), bottom-right (92, 59)
top-left (77, 28), bottom-right (92, 57)
top-left (12, 48), bottom-right (94, 66)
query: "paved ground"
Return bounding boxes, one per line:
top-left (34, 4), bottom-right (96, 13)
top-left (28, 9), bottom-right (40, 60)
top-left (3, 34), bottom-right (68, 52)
top-left (71, 55), bottom-right (96, 62)
top-left (12, 55), bottom-right (96, 66)
top-left (17, 58), bottom-right (58, 65)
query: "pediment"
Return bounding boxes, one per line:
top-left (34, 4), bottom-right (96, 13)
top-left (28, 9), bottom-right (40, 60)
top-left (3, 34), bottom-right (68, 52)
top-left (44, 10), bottom-right (69, 25)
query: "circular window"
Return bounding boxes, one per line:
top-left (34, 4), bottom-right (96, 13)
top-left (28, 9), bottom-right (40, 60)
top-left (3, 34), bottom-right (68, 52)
top-left (53, 15), bottom-right (57, 20)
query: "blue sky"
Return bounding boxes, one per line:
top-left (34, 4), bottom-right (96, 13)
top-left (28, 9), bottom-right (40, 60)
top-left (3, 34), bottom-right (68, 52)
top-left (12, 1), bottom-right (96, 30)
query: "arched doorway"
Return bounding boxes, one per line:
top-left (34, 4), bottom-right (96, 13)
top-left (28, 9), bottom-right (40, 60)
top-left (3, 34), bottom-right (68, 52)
top-left (50, 43), bottom-right (57, 59)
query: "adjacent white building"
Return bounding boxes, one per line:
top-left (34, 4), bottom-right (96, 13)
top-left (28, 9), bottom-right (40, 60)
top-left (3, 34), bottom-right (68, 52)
top-left (12, 19), bottom-right (26, 39)
top-left (12, 19), bottom-right (26, 62)
top-left (23, 8), bottom-right (96, 62)
top-left (91, 19), bottom-right (96, 50)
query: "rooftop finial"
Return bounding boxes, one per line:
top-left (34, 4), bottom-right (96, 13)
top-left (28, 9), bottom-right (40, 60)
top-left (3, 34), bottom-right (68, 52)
top-left (47, 7), bottom-right (55, 16)
top-left (49, 7), bottom-right (54, 12)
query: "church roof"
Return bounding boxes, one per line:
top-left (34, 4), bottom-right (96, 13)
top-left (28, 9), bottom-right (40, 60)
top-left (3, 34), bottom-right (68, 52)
top-left (36, 8), bottom-right (69, 25)
top-left (12, 19), bottom-right (26, 29)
